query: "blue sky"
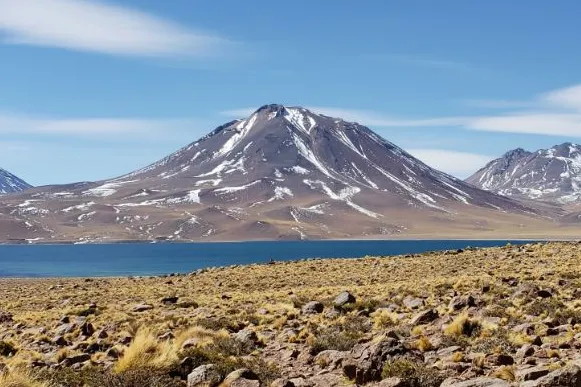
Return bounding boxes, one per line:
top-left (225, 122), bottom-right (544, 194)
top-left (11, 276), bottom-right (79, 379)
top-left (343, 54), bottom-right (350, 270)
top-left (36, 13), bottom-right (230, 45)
top-left (2, 0), bottom-right (581, 185)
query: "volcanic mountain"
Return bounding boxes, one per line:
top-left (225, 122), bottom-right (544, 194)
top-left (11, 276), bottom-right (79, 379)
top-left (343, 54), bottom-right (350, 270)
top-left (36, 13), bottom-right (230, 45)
top-left (0, 168), bottom-right (31, 194)
top-left (467, 143), bottom-right (581, 204)
top-left (0, 104), bottom-right (567, 243)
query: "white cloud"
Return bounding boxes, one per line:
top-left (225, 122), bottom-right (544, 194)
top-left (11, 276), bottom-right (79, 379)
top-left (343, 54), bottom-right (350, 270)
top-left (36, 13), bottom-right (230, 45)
top-left (0, 0), bottom-right (227, 57)
top-left (463, 99), bottom-right (535, 109)
top-left (406, 149), bottom-right (494, 178)
top-left (467, 113), bottom-right (581, 137)
top-left (221, 106), bottom-right (470, 127)
top-left (0, 112), bottom-right (204, 140)
top-left (542, 84), bottom-right (581, 111)
top-left (223, 84), bottom-right (581, 139)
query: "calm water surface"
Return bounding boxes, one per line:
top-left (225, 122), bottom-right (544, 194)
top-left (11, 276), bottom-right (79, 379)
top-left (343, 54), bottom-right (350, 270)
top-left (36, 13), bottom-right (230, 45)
top-left (0, 240), bottom-right (530, 278)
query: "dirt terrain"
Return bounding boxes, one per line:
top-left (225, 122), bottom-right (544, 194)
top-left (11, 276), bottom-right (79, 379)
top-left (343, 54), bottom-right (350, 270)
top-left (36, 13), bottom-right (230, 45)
top-left (1, 242), bottom-right (581, 385)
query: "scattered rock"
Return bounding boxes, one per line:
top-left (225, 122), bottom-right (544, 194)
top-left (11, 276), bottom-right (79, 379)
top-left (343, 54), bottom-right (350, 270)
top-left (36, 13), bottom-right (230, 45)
top-left (302, 301), bottom-right (324, 315)
top-left (449, 295), bottom-right (476, 310)
top-left (333, 291), bottom-right (356, 307)
top-left (536, 289), bottom-right (553, 298)
top-left (222, 368), bottom-right (259, 386)
top-left (161, 296), bottom-right (179, 305)
top-left (342, 335), bottom-right (405, 384)
top-left (270, 378), bottom-right (295, 387)
top-left (517, 366), bottom-right (550, 381)
top-left (133, 304), bottom-right (153, 312)
top-left (410, 309), bottom-right (439, 325)
top-left (403, 295), bottom-right (424, 309)
top-left (520, 364), bottom-right (581, 386)
top-left (441, 377), bottom-right (511, 386)
top-left (233, 329), bottom-right (259, 348)
top-left (187, 364), bottom-right (222, 387)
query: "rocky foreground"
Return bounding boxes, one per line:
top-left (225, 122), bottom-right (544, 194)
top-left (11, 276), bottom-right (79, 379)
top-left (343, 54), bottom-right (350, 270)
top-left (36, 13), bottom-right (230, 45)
top-left (1, 242), bottom-right (581, 386)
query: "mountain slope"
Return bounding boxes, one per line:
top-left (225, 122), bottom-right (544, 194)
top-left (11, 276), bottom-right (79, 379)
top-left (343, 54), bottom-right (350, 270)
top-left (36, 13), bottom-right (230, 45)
top-left (0, 104), bottom-right (564, 243)
top-left (466, 143), bottom-right (581, 203)
top-left (0, 168), bottom-right (32, 195)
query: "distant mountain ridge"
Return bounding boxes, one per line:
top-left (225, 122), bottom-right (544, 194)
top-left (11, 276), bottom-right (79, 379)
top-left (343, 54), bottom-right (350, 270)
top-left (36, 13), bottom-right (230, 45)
top-left (0, 168), bottom-right (31, 195)
top-left (466, 142), bottom-right (581, 203)
top-left (0, 104), bottom-right (562, 243)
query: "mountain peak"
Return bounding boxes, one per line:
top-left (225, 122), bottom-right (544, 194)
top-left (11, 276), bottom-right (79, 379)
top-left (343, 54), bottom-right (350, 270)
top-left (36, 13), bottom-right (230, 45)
top-left (0, 168), bottom-right (32, 195)
top-left (467, 142), bottom-right (581, 203)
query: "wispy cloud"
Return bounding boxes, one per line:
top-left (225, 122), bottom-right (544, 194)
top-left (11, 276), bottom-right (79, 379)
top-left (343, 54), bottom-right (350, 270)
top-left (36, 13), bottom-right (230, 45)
top-left (406, 149), bottom-right (494, 178)
top-left (0, 0), bottom-right (229, 58)
top-left (221, 106), bottom-right (470, 127)
top-left (463, 99), bottom-right (535, 109)
top-left (223, 83), bottom-right (581, 139)
top-left (0, 112), bottom-right (205, 141)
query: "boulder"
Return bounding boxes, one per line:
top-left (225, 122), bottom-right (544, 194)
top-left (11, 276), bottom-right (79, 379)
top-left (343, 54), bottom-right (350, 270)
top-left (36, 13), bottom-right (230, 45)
top-left (334, 291), bottom-right (356, 307)
top-left (449, 295), bottom-right (476, 311)
top-left (187, 364), bottom-right (222, 387)
top-left (161, 296), bottom-right (179, 305)
top-left (517, 366), bottom-right (550, 381)
top-left (302, 301), bottom-right (324, 315)
top-left (270, 379), bottom-right (295, 387)
top-left (378, 377), bottom-right (406, 386)
top-left (222, 368), bottom-right (258, 387)
top-left (403, 295), bottom-right (424, 309)
top-left (410, 309), bottom-right (439, 325)
top-left (520, 364), bottom-right (581, 386)
top-left (440, 377), bottom-right (511, 386)
top-left (342, 335), bottom-right (406, 384)
top-left (233, 329), bottom-right (259, 348)
top-left (313, 350), bottom-right (348, 370)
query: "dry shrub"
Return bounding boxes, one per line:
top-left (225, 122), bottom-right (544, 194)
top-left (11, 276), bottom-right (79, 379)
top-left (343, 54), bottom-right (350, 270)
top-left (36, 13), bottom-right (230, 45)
top-left (381, 359), bottom-right (444, 387)
top-left (0, 369), bottom-right (48, 387)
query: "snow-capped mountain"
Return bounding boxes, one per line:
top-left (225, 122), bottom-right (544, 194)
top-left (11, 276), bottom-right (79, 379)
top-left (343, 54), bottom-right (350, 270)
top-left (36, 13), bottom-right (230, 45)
top-left (0, 168), bottom-right (31, 195)
top-left (0, 104), bottom-right (550, 243)
top-left (467, 143), bottom-right (581, 203)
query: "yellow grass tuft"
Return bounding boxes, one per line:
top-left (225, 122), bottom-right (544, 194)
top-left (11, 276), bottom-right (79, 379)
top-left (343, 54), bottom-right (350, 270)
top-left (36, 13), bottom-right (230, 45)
top-left (0, 369), bottom-right (48, 387)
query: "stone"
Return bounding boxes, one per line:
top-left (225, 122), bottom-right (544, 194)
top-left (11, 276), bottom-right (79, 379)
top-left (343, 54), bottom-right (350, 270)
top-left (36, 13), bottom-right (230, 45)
top-left (233, 329), bottom-right (259, 348)
top-left (181, 338), bottom-right (199, 350)
top-left (80, 322), bottom-right (94, 337)
top-left (410, 309), bottom-right (439, 325)
top-left (537, 289), bottom-right (553, 298)
top-left (187, 364), bottom-right (222, 387)
top-left (222, 369), bottom-right (260, 386)
top-left (302, 301), bottom-right (324, 315)
top-left (517, 366), bottom-right (550, 381)
top-left (133, 304), bottom-right (153, 312)
top-left (313, 350), bottom-right (348, 370)
top-left (270, 379), bottom-right (295, 387)
top-left (161, 296), bottom-right (179, 305)
top-left (106, 347), bottom-right (120, 359)
top-left (230, 379), bottom-right (259, 387)
top-left (333, 291), bottom-right (356, 307)
top-left (520, 364), bottom-right (581, 386)
top-left (378, 377), bottom-right (406, 386)
top-left (440, 377), bottom-right (511, 386)
top-left (449, 295), bottom-right (476, 311)
top-left (403, 295), bottom-right (424, 309)
top-left (342, 335), bottom-right (405, 384)
top-left (52, 335), bottom-right (68, 346)
top-left (516, 344), bottom-right (536, 360)
top-left (55, 323), bottom-right (75, 335)
top-left (61, 353), bottom-right (91, 366)
top-left (486, 353), bottom-right (514, 366)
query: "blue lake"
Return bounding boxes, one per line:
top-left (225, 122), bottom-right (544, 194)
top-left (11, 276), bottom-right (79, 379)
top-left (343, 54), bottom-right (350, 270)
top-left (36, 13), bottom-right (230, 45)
top-left (0, 240), bottom-right (530, 278)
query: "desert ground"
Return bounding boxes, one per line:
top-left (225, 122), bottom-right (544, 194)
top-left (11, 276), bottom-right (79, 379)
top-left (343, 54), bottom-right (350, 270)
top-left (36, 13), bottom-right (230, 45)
top-left (1, 242), bottom-right (581, 386)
